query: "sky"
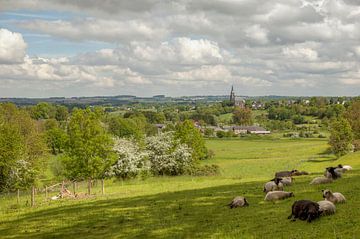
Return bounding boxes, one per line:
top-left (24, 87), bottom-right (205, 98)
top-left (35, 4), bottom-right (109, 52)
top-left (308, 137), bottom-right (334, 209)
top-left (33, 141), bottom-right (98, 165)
top-left (0, 0), bottom-right (360, 98)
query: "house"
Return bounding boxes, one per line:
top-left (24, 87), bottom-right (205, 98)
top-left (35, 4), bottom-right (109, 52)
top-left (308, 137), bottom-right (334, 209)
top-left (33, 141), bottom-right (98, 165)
top-left (232, 126), bottom-right (270, 135)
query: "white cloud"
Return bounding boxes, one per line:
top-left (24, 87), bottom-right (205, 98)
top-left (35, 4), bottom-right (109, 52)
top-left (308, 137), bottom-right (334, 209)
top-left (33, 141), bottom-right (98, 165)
top-left (244, 25), bottom-right (269, 45)
top-left (282, 44), bottom-right (318, 61)
top-left (0, 28), bottom-right (27, 64)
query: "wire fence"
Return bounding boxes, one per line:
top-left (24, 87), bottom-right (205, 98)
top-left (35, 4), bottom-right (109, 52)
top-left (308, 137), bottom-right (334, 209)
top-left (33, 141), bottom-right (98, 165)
top-left (0, 179), bottom-right (106, 210)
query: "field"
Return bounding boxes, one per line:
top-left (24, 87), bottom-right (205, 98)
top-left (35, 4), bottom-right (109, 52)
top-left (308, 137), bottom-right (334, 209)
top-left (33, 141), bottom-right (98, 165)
top-left (0, 138), bottom-right (359, 238)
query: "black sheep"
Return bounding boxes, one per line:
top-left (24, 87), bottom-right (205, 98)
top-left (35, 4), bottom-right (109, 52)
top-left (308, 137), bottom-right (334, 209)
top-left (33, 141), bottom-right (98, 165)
top-left (275, 170), bottom-right (298, 178)
top-left (288, 200), bottom-right (321, 223)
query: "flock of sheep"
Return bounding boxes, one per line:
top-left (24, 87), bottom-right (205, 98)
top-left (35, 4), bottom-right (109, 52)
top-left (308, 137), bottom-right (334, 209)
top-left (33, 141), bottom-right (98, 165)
top-left (229, 164), bottom-right (352, 223)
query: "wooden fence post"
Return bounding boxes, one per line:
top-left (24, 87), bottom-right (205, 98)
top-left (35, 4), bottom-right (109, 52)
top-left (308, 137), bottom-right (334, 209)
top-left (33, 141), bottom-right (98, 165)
top-left (88, 178), bottom-right (91, 195)
top-left (101, 179), bottom-right (105, 195)
top-left (45, 186), bottom-right (48, 200)
top-left (73, 181), bottom-right (77, 194)
top-left (31, 186), bottom-right (35, 207)
top-left (17, 189), bottom-right (20, 204)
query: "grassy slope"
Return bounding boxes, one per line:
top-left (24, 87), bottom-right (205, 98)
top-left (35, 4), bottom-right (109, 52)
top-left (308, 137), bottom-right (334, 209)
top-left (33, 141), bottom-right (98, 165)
top-left (1, 138), bottom-right (360, 239)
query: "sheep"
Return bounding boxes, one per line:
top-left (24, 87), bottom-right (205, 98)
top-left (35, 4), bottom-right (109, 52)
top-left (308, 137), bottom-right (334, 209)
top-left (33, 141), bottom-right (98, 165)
top-left (264, 191), bottom-right (294, 201)
top-left (280, 177), bottom-right (293, 186)
top-left (275, 170), bottom-right (298, 178)
top-left (270, 177), bottom-right (293, 186)
top-left (322, 189), bottom-right (346, 204)
top-left (264, 178), bottom-right (284, 193)
top-left (291, 171), bottom-right (309, 176)
top-left (310, 177), bottom-right (333, 185)
top-left (324, 167), bottom-right (342, 179)
top-left (317, 200), bottom-right (336, 216)
top-left (228, 196), bottom-right (249, 208)
top-left (342, 165), bottom-right (353, 171)
top-left (288, 200), bottom-right (320, 223)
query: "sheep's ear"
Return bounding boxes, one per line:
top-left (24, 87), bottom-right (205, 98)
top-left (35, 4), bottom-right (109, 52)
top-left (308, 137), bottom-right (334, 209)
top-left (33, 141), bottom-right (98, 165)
top-left (321, 189), bottom-right (324, 192)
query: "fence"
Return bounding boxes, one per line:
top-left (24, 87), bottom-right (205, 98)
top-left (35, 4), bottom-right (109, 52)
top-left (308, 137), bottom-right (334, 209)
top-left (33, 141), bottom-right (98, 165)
top-left (0, 179), bottom-right (107, 210)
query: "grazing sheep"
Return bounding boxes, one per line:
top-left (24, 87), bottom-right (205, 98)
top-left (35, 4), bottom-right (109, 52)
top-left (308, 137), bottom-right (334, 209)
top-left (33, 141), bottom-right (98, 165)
top-left (317, 200), bottom-right (336, 215)
top-left (264, 178), bottom-right (284, 193)
top-left (275, 170), bottom-right (298, 178)
top-left (324, 167), bottom-right (342, 179)
top-left (228, 196), bottom-right (249, 208)
top-left (280, 177), bottom-right (293, 186)
top-left (288, 200), bottom-right (320, 223)
top-left (264, 191), bottom-right (294, 201)
top-left (322, 189), bottom-right (346, 204)
top-left (292, 171), bottom-right (309, 176)
top-left (310, 177), bottom-right (333, 185)
top-left (342, 165), bottom-right (353, 171)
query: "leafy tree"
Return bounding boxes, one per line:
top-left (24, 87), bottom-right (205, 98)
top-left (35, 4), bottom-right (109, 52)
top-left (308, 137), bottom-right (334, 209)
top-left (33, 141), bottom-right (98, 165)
top-left (329, 118), bottom-right (353, 157)
top-left (174, 120), bottom-right (208, 160)
top-left (55, 105), bottom-right (69, 121)
top-left (62, 108), bottom-right (115, 193)
top-left (44, 119), bottom-right (68, 155)
top-left (30, 102), bottom-right (56, 120)
top-left (344, 100), bottom-right (360, 139)
top-left (0, 103), bottom-right (47, 192)
top-left (107, 116), bottom-right (143, 140)
top-left (232, 107), bottom-right (253, 125)
top-left (107, 138), bottom-right (149, 179)
top-left (292, 114), bottom-right (305, 124)
top-left (146, 132), bottom-right (193, 175)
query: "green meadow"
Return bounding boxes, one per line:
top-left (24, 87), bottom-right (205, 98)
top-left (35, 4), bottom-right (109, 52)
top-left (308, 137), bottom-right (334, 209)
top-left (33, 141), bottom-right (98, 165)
top-left (0, 138), bottom-right (359, 238)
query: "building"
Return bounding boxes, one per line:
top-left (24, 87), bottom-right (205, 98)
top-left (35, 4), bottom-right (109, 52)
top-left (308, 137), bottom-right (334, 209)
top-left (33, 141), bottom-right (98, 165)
top-left (230, 86), bottom-right (245, 108)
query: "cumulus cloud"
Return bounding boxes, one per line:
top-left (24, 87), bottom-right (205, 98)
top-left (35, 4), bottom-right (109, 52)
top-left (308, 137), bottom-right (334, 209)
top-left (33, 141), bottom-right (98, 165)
top-left (0, 28), bottom-right (27, 64)
top-left (0, 0), bottom-right (360, 96)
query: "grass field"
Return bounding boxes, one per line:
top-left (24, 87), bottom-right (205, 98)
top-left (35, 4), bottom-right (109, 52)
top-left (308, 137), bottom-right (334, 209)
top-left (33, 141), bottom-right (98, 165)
top-left (0, 138), bottom-right (359, 238)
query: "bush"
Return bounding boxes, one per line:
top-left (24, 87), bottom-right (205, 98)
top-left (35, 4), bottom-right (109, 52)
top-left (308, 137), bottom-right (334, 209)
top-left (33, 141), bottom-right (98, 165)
top-left (216, 131), bottom-right (226, 138)
top-left (146, 132), bottom-right (193, 176)
top-left (191, 164), bottom-right (220, 176)
top-left (107, 138), bottom-right (149, 179)
top-left (206, 149), bottom-right (215, 159)
top-left (353, 139), bottom-right (360, 152)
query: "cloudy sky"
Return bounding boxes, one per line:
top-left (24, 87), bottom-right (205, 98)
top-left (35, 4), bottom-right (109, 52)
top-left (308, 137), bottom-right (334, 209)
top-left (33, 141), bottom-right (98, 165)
top-left (0, 0), bottom-right (360, 97)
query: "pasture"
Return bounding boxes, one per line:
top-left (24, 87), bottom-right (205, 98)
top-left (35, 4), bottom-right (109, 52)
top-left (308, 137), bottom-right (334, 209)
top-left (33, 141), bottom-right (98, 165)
top-left (0, 138), bottom-right (359, 238)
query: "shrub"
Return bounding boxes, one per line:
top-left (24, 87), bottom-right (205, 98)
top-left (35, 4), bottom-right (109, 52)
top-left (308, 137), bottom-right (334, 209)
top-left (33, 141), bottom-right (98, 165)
top-left (107, 138), bottom-right (149, 179)
top-left (353, 139), bottom-right (360, 152)
top-left (146, 132), bottom-right (193, 176)
top-left (191, 164), bottom-right (220, 176)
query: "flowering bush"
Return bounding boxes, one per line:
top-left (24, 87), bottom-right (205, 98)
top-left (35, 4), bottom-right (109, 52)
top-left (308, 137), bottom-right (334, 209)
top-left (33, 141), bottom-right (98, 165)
top-left (107, 138), bottom-right (149, 179)
top-left (146, 132), bottom-right (193, 175)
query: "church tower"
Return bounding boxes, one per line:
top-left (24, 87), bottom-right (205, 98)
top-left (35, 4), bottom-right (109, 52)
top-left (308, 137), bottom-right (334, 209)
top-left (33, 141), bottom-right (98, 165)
top-left (230, 85), bottom-right (235, 104)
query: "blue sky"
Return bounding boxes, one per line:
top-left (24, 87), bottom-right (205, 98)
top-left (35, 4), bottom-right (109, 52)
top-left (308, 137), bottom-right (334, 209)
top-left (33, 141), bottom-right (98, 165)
top-left (0, 0), bottom-right (360, 97)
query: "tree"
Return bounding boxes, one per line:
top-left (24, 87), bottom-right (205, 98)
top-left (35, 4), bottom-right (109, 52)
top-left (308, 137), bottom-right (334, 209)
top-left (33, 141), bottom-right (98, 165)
top-left (146, 132), bottom-right (193, 176)
top-left (62, 108), bottom-right (115, 193)
top-left (44, 119), bottom-right (68, 155)
top-left (0, 103), bottom-right (47, 192)
top-left (29, 102), bottom-right (56, 120)
top-left (107, 116), bottom-right (143, 140)
top-left (107, 138), bottom-right (149, 179)
top-left (55, 105), bottom-right (69, 121)
top-left (329, 118), bottom-right (353, 157)
top-left (232, 107), bottom-right (253, 125)
top-left (344, 100), bottom-right (360, 139)
top-left (174, 120), bottom-right (208, 160)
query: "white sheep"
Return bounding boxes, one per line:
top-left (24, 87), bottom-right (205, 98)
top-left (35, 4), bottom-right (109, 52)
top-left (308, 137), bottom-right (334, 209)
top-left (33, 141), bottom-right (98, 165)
top-left (264, 191), bottom-right (294, 201)
top-left (310, 177), bottom-right (333, 185)
top-left (228, 196), bottom-right (249, 208)
top-left (342, 165), bottom-right (353, 171)
top-left (280, 177), bottom-right (293, 186)
top-left (264, 178), bottom-right (284, 193)
top-left (317, 200), bottom-right (336, 215)
top-left (322, 189), bottom-right (346, 204)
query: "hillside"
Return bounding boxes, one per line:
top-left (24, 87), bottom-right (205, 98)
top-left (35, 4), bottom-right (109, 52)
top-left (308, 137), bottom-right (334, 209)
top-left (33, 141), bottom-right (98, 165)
top-left (0, 138), bottom-right (359, 238)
